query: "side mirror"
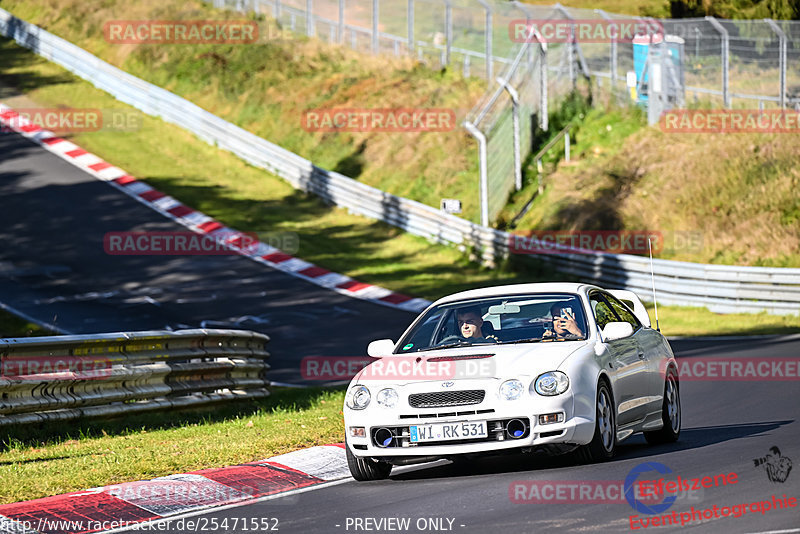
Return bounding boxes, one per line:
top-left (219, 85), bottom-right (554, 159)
top-left (367, 339), bottom-right (396, 358)
top-left (602, 322), bottom-right (634, 342)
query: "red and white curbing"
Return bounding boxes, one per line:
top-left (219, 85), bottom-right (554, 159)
top-left (0, 103), bottom-right (431, 314)
top-left (0, 444), bottom-right (350, 534)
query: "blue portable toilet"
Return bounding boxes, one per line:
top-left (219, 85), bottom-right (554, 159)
top-left (632, 33), bottom-right (685, 105)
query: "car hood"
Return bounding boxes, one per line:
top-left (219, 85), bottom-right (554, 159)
top-left (351, 340), bottom-right (591, 386)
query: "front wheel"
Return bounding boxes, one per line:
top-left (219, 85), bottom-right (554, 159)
top-left (576, 381), bottom-right (616, 463)
top-left (345, 440), bottom-right (392, 481)
top-left (644, 372), bottom-right (681, 444)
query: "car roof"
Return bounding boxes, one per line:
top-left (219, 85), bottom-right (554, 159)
top-left (431, 282), bottom-right (601, 306)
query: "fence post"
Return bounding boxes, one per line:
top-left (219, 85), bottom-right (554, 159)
top-left (512, 2), bottom-right (534, 72)
top-left (705, 16), bottom-right (729, 108)
top-left (407, 0), bottom-right (414, 54)
top-left (464, 121), bottom-right (489, 227)
top-left (275, 0), bottom-right (281, 18)
top-left (540, 39), bottom-right (548, 131)
top-left (497, 77), bottom-right (522, 191)
top-left (480, 0), bottom-right (493, 81)
top-left (554, 4), bottom-right (577, 89)
top-left (339, 0), bottom-right (345, 44)
top-left (444, 0), bottom-right (452, 67)
top-left (306, 0), bottom-right (314, 37)
top-left (372, 0), bottom-right (379, 54)
top-left (764, 18), bottom-right (787, 109)
top-left (595, 9), bottom-right (617, 90)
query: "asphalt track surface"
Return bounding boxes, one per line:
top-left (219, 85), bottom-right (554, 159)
top-left (0, 130), bottom-right (414, 384)
top-left (2, 126), bottom-right (800, 533)
top-left (140, 337), bottom-right (800, 534)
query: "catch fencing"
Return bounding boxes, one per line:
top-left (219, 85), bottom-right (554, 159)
top-left (0, 329), bottom-right (270, 426)
top-left (1, 8), bottom-right (798, 315)
top-left (212, 1), bottom-right (800, 224)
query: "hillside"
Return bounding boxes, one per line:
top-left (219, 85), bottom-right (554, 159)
top-left (1, 0), bottom-right (487, 219)
top-left (3, 0), bottom-right (798, 267)
top-left (501, 104), bottom-right (800, 267)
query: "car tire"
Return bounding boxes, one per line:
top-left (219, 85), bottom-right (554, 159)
top-left (576, 381), bottom-right (616, 463)
top-left (345, 440), bottom-right (392, 481)
top-left (644, 371), bottom-right (681, 445)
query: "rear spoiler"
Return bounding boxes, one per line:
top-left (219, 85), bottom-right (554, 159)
top-left (607, 289), bottom-right (652, 328)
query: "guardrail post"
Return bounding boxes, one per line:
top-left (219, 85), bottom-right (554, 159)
top-left (564, 130), bottom-right (570, 161)
top-left (372, 0), bottom-right (379, 54)
top-left (764, 19), bottom-right (787, 108)
top-left (338, 0), bottom-right (345, 44)
top-left (705, 16), bottom-right (730, 108)
top-left (444, 0), bottom-right (452, 67)
top-left (306, 0), bottom-right (314, 37)
top-left (464, 121), bottom-right (489, 227)
top-left (497, 77), bottom-right (522, 191)
top-left (407, 0), bottom-right (414, 53)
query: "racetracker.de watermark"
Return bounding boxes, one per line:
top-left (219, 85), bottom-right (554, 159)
top-left (104, 231), bottom-right (257, 255)
top-left (509, 231), bottom-right (663, 255)
top-left (509, 479), bottom-right (703, 505)
top-left (301, 108), bottom-right (456, 132)
top-left (509, 19), bottom-right (663, 43)
top-left (0, 108), bottom-right (141, 133)
top-left (103, 20), bottom-right (258, 44)
top-left (301, 355), bottom-right (495, 381)
top-left (661, 109), bottom-right (800, 134)
top-left (1, 356), bottom-right (112, 380)
top-left (670, 357), bottom-right (800, 381)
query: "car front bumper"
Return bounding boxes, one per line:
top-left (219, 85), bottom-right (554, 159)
top-left (345, 390), bottom-right (595, 459)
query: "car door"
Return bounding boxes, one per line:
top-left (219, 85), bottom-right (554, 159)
top-left (589, 291), bottom-right (648, 426)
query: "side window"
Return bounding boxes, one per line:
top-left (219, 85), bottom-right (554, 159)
top-left (604, 293), bottom-right (641, 330)
top-left (399, 310), bottom-right (444, 352)
top-left (589, 292), bottom-right (620, 330)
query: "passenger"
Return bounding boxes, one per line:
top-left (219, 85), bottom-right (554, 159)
top-left (544, 303), bottom-right (584, 339)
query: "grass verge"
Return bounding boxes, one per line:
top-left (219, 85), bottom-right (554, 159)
top-left (0, 308), bottom-right (53, 338)
top-left (0, 387), bottom-right (345, 504)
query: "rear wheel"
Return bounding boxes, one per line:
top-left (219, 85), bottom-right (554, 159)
top-left (644, 372), bottom-right (681, 444)
top-left (577, 381), bottom-right (616, 463)
top-left (345, 440), bottom-right (392, 481)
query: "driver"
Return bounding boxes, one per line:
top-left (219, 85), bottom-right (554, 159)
top-left (454, 308), bottom-right (498, 343)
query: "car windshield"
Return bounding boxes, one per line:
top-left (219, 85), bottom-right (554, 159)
top-left (395, 293), bottom-right (588, 353)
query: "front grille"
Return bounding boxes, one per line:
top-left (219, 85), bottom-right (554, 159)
top-left (399, 409), bottom-right (495, 419)
top-left (408, 390), bottom-right (485, 408)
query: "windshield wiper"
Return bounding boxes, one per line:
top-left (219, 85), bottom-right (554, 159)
top-left (418, 340), bottom-right (495, 352)
top-left (497, 337), bottom-right (544, 345)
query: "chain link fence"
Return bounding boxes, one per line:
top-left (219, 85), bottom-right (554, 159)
top-left (211, 0), bottom-right (799, 224)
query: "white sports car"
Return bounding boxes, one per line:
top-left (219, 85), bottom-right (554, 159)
top-left (343, 283), bottom-right (681, 481)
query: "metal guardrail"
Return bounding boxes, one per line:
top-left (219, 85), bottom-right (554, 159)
top-left (0, 329), bottom-right (270, 426)
top-left (1, 9), bottom-right (798, 316)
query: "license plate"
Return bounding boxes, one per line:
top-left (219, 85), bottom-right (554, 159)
top-left (409, 421), bottom-right (488, 443)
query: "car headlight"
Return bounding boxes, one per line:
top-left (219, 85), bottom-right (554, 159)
top-left (533, 371), bottom-right (570, 396)
top-left (346, 385), bottom-right (371, 410)
top-left (376, 388), bottom-right (399, 408)
top-left (499, 379), bottom-right (524, 401)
